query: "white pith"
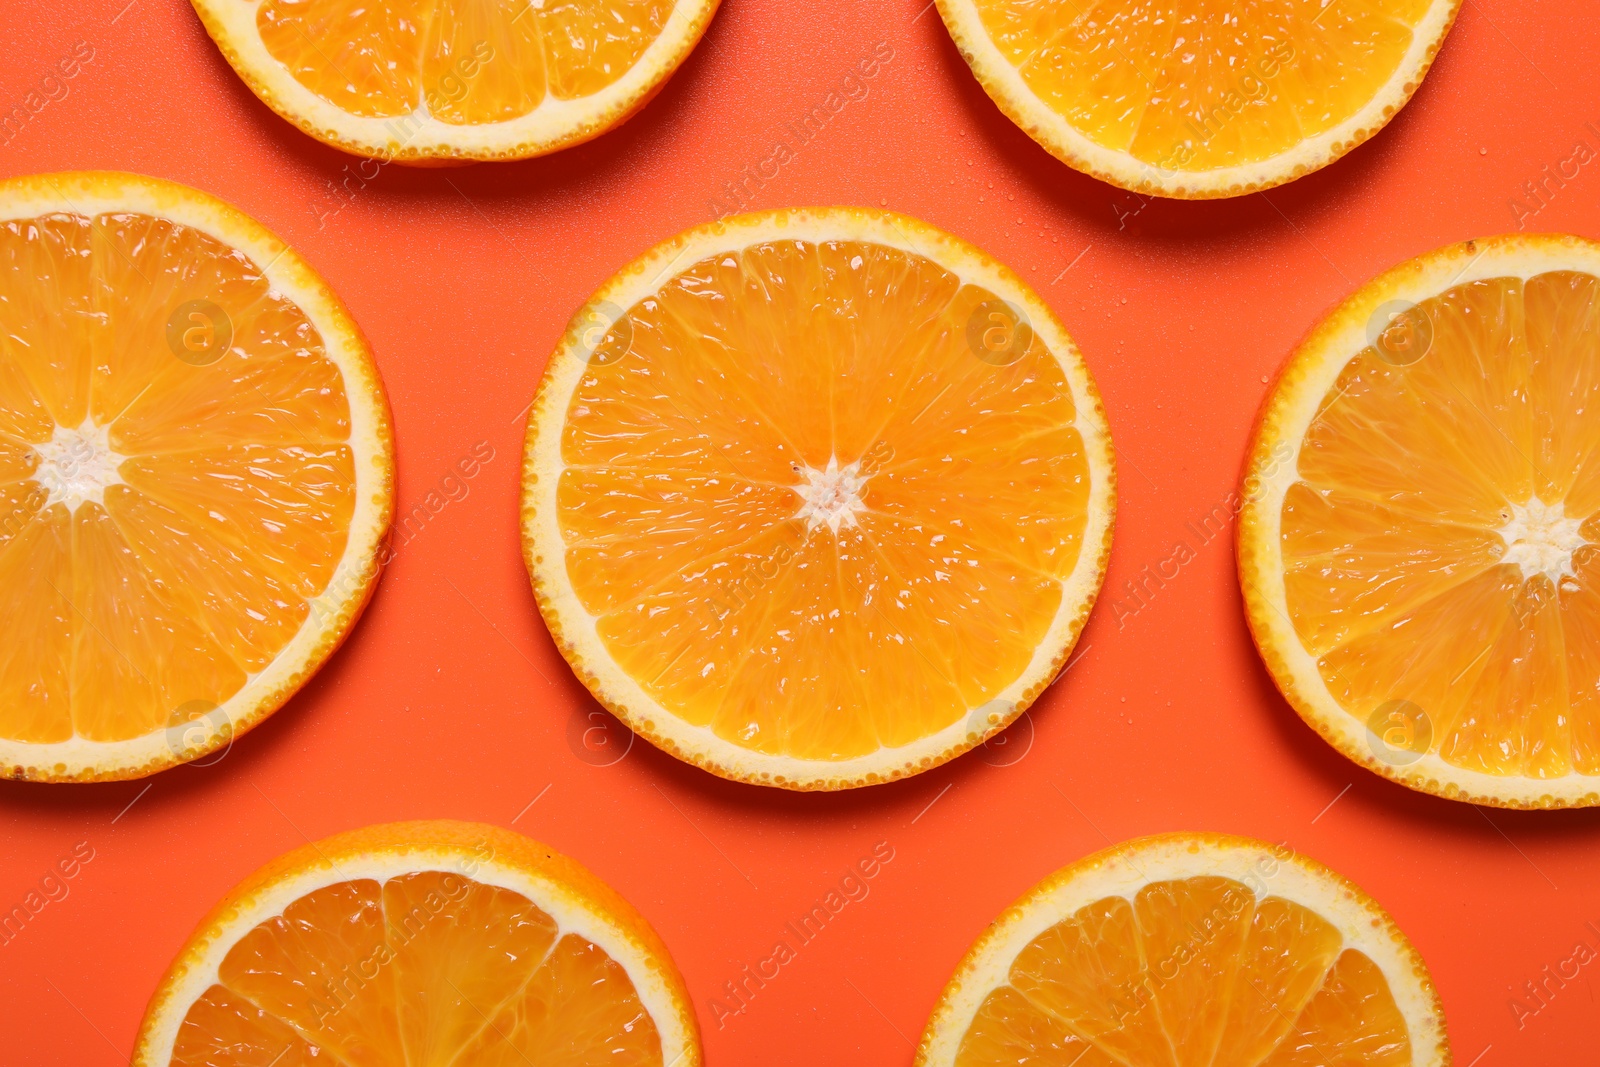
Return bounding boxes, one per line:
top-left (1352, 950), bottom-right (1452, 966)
top-left (792, 455), bottom-right (868, 534)
top-left (1496, 497), bottom-right (1588, 586)
top-left (31, 420), bottom-right (126, 513)
top-left (917, 836), bottom-right (1446, 1067)
top-left (1240, 235), bottom-right (1600, 808)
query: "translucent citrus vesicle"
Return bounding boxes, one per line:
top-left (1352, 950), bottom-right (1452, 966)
top-left (523, 209), bottom-right (1115, 789)
top-left (918, 834), bottom-right (1447, 1067)
top-left (192, 0), bottom-right (721, 161)
top-left (255, 0), bottom-right (671, 121)
top-left (134, 822), bottom-right (701, 1067)
top-left (0, 172), bottom-right (392, 781)
top-left (935, 0), bottom-right (1460, 197)
top-left (1241, 234), bottom-right (1600, 808)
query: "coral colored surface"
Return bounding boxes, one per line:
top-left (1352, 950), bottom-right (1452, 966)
top-left (2, 0), bottom-right (1598, 1063)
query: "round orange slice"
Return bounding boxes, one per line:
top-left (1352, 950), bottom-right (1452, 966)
top-left (522, 208), bottom-right (1115, 790)
top-left (133, 820), bottom-right (701, 1067)
top-left (190, 0), bottom-right (721, 163)
top-left (0, 171), bottom-right (392, 782)
top-left (935, 0), bottom-right (1461, 198)
top-left (1241, 233), bottom-right (1600, 809)
top-left (918, 833), bottom-right (1447, 1067)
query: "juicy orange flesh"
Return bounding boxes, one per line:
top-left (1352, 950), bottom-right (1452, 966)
top-left (0, 211), bottom-right (353, 746)
top-left (1283, 270), bottom-right (1600, 777)
top-left (557, 238), bottom-right (1090, 761)
top-left (257, 0), bottom-right (673, 123)
top-left (972, 0), bottom-right (1433, 171)
top-left (956, 877), bottom-right (1409, 1067)
top-left (170, 871), bottom-right (663, 1067)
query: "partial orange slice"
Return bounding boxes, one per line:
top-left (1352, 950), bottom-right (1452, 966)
top-left (0, 171), bottom-right (392, 782)
top-left (134, 821), bottom-right (701, 1067)
top-left (522, 208), bottom-right (1115, 789)
top-left (190, 0), bottom-right (721, 162)
top-left (918, 833), bottom-right (1447, 1067)
top-left (1241, 233), bottom-right (1600, 808)
top-left (935, 0), bottom-right (1461, 198)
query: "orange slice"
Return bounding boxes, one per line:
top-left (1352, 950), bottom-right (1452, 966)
top-left (1240, 234), bottom-right (1600, 809)
top-left (133, 821), bottom-right (701, 1067)
top-left (0, 171), bottom-right (392, 782)
top-left (918, 833), bottom-right (1447, 1067)
top-left (190, 0), bottom-right (721, 162)
top-left (522, 208), bottom-right (1115, 790)
top-left (935, 0), bottom-right (1461, 198)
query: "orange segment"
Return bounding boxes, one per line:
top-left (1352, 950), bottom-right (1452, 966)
top-left (67, 502), bottom-right (248, 742)
top-left (1257, 951), bottom-right (1414, 1067)
top-left (538, 0), bottom-right (674, 100)
top-left (87, 211), bottom-right (272, 423)
top-left (136, 822), bottom-right (700, 1067)
top-left (1241, 235), bottom-right (1600, 807)
top-left (0, 353), bottom-right (55, 441)
top-left (215, 879), bottom-right (400, 1065)
top-left (919, 834), bottom-right (1447, 1067)
top-left (1213, 896), bottom-right (1344, 1064)
top-left (383, 871), bottom-right (559, 1064)
top-left (192, 0), bottom-right (720, 161)
top-left (109, 303), bottom-right (353, 453)
top-left (956, 985), bottom-right (1121, 1067)
top-left (0, 172), bottom-right (392, 782)
top-left (454, 934), bottom-right (665, 1066)
top-left (0, 213), bottom-right (95, 426)
top-left (524, 209), bottom-right (1115, 788)
top-left (258, 0), bottom-right (672, 117)
top-left (422, 3), bottom-right (546, 125)
top-left (172, 985), bottom-right (324, 1067)
top-left (0, 510), bottom-right (74, 743)
top-left (257, 0), bottom-right (427, 119)
top-left (120, 446), bottom-right (356, 601)
top-left (999, 894), bottom-right (1168, 1064)
top-left (936, 0), bottom-right (1459, 197)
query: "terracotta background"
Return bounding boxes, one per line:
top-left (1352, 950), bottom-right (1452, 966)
top-left (2, 0), bottom-right (1598, 1063)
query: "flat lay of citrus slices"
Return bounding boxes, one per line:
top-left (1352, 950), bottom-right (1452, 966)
top-left (522, 207), bottom-right (1115, 790)
top-left (133, 821), bottom-right (701, 1067)
top-left (1240, 233), bottom-right (1600, 808)
top-left (0, 171), bottom-right (392, 782)
top-left (189, 0), bottom-right (722, 162)
top-left (934, 0), bottom-right (1462, 198)
top-left (918, 833), bottom-right (1447, 1067)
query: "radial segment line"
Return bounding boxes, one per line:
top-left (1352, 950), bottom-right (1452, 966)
top-left (560, 463), bottom-right (796, 492)
top-left (1124, 894), bottom-right (1185, 1067)
top-left (858, 502), bottom-right (1063, 580)
top-left (214, 981), bottom-right (365, 1067)
top-left (375, 882), bottom-right (415, 1067)
top-left (852, 523), bottom-right (971, 701)
top-left (437, 933), bottom-right (567, 1067)
top-left (1008, 978), bottom-right (1144, 1067)
top-left (442, 975), bottom-right (539, 1067)
top-left (595, 521), bottom-right (799, 621)
top-left (1238, 969), bottom-right (1343, 1067)
top-left (699, 539), bottom-right (802, 742)
top-left (1309, 557), bottom-right (1503, 659)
